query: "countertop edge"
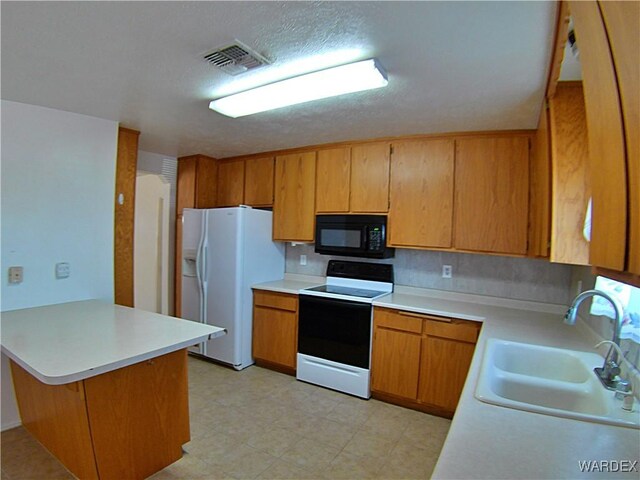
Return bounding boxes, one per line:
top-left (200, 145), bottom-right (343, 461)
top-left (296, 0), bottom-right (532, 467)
top-left (2, 331), bottom-right (222, 385)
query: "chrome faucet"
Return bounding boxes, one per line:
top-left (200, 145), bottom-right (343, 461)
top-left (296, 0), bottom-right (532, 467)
top-left (564, 289), bottom-right (625, 390)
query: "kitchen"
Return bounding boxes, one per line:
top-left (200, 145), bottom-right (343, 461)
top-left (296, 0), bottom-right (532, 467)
top-left (1, 1), bottom-right (639, 479)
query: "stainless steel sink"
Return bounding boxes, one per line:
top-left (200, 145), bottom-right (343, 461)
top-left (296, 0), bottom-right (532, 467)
top-left (475, 339), bottom-right (639, 429)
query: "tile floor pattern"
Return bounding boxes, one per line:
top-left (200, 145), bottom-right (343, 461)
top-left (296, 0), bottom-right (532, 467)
top-left (1, 356), bottom-right (450, 479)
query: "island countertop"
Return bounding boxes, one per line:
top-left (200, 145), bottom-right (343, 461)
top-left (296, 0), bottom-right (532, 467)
top-left (0, 299), bottom-right (225, 385)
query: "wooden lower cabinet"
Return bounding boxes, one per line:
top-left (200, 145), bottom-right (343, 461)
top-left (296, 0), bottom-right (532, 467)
top-left (252, 290), bottom-right (298, 374)
top-left (10, 349), bottom-right (189, 480)
top-left (371, 307), bottom-right (480, 417)
top-left (371, 326), bottom-right (421, 400)
top-left (417, 319), bottom-right (479, 412)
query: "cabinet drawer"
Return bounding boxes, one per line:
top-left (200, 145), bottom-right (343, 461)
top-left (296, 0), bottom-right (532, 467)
top-left (423, 318), bottom-right (480, 343)
top-left (374, 308), bottom-right (423, 334)
top-left (253, 290), bottom-right (298, 312)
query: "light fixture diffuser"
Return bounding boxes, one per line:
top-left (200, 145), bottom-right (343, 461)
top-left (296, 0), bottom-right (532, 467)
top-left (209, 58), bottom-right (388, 118)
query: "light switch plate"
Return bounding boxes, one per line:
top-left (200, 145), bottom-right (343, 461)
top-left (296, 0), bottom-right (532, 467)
top-left (8, 266), bottom-right (23, 284)
top-left (300, 255), bottom-right (307, 266)
top-left (56, 262), bottom-right (70, 279)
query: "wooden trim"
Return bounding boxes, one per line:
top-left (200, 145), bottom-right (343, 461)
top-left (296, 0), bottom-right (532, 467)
top-left (218, 130), bottom-right (535, 162)
top-left (546, 1), bottom-right (571, 99)
top-left (114, 126), bottom-right (140, 307)
top-left (592, 267), bottom-right (640, 289)
top-left (371, 390), bottom-right (454, 419)
top-left (118, 126), bottom-right (141, 136)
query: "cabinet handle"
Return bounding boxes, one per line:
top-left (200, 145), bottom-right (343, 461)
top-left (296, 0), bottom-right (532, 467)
top-left (399, 311), bottom-right (451, 323)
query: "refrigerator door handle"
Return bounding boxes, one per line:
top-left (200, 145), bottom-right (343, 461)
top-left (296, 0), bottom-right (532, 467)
top-left (201, 243), bottom-right (208, 324)
top-left (195, 214), bottom-right (207, 324)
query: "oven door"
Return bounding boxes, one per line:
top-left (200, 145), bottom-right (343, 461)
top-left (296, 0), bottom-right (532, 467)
top-left (298, 295), bottom-right (372, 369)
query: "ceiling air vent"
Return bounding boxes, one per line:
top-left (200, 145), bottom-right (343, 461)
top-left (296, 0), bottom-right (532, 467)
top-left (203, 41), bottom-right (270, 76)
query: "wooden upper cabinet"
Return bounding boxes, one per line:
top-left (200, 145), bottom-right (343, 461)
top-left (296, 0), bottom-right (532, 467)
top-left (350, 143), bottom-right (390, 213)
top-left (549, 83), bottom-right (590, 265)
top-left (177, 154), bottom-right (217, 213)
top-left (570, 1), bottom-right (627, 272)
top-left (245, 156), bottom-right (274, 207)
top-left (454, 136), bottom-right (529, 255)
top-left (316, 148), bottom-right (351, 213)
top-left (217, 159), bottom-right (245, 207)
top-left (389, 139), bottom-right (454, 248)
top-left (273, 152), bottom-right (316, 241)
top-left (599, 0), bottom-right (639, 275)
top-left (176, 158), bottom-right (197, 217)
top-left (529, 102), bottom-right (551, 259)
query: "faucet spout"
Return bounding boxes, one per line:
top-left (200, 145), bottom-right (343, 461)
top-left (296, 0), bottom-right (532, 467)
top-left (564, 289), bottom-right (625, 390)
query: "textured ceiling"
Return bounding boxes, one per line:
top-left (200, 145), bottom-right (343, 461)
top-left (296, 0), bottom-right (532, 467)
top-left (1, 1), bottom-right (556, 158)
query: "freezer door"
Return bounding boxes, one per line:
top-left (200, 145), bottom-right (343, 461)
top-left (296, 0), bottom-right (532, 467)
top-left (203, 208), bottom-right (242, 366)
top-left (181, 209), bottom-right (206, 355)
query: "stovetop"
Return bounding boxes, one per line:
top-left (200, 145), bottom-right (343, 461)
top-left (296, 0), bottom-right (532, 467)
top-left (304, 284), bottom-right (388, 299)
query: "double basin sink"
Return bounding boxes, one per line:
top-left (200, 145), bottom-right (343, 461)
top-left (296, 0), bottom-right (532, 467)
top-left (475, 339), bottom-right (639, 429)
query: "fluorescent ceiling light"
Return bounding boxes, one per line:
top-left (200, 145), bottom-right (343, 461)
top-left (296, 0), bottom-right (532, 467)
top-left (209, 58), bottom-right (388, 118)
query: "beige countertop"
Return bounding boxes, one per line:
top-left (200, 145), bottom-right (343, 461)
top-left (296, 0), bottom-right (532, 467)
top-left (252, 273), bottom-right (324, 294)
top-left (0, 300), bottom-right (224, 385)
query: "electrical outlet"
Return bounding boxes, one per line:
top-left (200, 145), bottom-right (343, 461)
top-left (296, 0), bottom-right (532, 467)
top-left (442, 265), bottom-right (452, 279)
top-left (56, 262), bottom-right (70, 279)
top-left (300, 255), bottom-right (307, 266)
top-left (8, 266), bottom-right (23, 284)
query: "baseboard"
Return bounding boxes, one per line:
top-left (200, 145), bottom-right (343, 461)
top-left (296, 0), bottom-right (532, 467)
top-left (371, 390), bottom-right (454, 419)
top-left (1, 419), bottom-right (22, 432)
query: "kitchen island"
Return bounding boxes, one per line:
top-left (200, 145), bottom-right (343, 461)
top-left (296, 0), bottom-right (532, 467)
top-left (1, 300), bottom-right (225, 480)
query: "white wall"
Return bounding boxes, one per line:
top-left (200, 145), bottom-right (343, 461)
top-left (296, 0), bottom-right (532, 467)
top-left (0, 100), bottom-right (118, 430)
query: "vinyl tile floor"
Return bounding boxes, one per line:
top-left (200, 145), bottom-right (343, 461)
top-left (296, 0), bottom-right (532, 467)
top-left (1, 356), bottom-right (451, 479)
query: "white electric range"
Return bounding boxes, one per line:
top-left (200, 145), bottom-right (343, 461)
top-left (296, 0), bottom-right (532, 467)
top-left (297, 260), bottom-right (394, 398)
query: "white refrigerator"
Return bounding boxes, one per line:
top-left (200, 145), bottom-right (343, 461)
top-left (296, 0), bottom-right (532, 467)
top-left (181, 206), bottom-right (285, 369)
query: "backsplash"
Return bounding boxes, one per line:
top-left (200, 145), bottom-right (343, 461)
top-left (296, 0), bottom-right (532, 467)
top-left (285, 244), bottom-right (573, 305)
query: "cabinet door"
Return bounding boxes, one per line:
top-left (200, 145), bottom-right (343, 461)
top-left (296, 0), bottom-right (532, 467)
top-left (389, 139), bottom-right (454, 248)
top-left (570, 1), bottom-right (627, 271)
top-left (176, 157), bottom-right (197, 215)
top-left (599, 0), bottom-right (640, 275)
top-left (371, 327), bottom-right (421, 400)
top-left (245, 156), bottom-right (274, 207)
top-left (316, 148), bottom-right (351, 213)
top-left (252, 292), bottom-right (298, 369)
top-left (454, 137), bottom-right (529, 254)
top-left (528, 101), bottom-right (551, 258)
top-left (217, 159), bottom-right (245, 207)
top-left (417, 320), bottom-right (479, 412)
top-left (273, 152), bottom-right (316, 241)
top-left (549, 83), bottom-right (590, 265)
top-left (84, 349), bottom-right (189, 479)
top-left (195, 155), bottom-right (218, 209)
top-left (351, 143), bottom-right (390, 213)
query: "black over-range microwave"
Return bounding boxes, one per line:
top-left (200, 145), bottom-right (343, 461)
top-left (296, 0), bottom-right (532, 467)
top-left (314, 215), bottom-right (394, 259)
